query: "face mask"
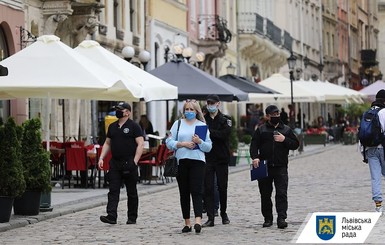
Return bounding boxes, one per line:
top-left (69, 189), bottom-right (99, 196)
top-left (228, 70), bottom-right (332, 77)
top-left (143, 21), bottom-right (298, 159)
top-left (184, 111), bottom-right (196, 120)
top-left (270, 116), bottom-right (280, 125)
top-left (116, 110), bottom-right (124, 118)
top-left (207, 105), bottom-right (217, 113)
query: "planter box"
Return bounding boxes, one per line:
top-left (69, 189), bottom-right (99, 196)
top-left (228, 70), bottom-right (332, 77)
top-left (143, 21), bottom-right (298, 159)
top-left (304, 134), bottom-right (327, 146)
top-left (343, 132), bottom-right (357, 145)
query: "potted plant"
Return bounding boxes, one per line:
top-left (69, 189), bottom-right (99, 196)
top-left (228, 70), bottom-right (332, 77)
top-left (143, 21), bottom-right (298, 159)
top-left (13, 118), bottom-right (51, 215)
top-left (241, 134), bottom-right (252, 145)
top-left (0, 118), bottom-right (26, 222)
top-left (229, 116), bottom-right (239, 166)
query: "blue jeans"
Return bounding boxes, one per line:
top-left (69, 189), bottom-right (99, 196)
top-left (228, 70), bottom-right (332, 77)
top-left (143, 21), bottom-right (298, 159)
top-left (367, 147), bottom-right (385, 202)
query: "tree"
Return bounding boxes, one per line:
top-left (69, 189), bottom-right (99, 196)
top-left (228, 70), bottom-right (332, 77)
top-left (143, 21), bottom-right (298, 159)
top-left (20, 118), bottom-right (51, 192)
top-left (0, 118), bottom-right (26, 197)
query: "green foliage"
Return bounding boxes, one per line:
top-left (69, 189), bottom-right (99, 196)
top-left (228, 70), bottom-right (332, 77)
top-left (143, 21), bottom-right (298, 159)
top-left (21, 118), bottom-right (51, 192)
top-left (241, 134), bottom-right (252, 145)
top-left (0, 118), bottom-right (26, 197)
top-left (336, 102), bottom-right (371, 122)
top-left (229, 116), bottom-right (238, 153)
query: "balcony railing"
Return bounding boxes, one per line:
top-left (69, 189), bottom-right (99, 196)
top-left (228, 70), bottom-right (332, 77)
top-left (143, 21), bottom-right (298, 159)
top-left (238, 12), bottom-right (293, 51)
top-left (198, 14), bottom-right (232, 43)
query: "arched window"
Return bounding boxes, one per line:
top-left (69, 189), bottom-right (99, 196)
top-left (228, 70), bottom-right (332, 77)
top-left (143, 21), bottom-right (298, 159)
top-left (0, 26), bottom-right (9, 60)
top-left (0, 25), bottom-right (9, 121)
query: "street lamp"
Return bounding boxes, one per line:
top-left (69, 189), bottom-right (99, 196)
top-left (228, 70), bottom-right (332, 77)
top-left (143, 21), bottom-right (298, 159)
top-left (226, 62), bottom-right (236, 75)
top-left (287, 52), bottom-right (297, 107)
top-left (249, 63), bottom-right (259, 82)
top-left (122, 46), bottom-right (150, 70)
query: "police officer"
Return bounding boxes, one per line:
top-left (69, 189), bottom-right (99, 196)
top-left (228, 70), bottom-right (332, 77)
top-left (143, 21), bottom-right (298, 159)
top-left (98, 102), bottom-right (144, 225)
top-left (202, 94), bottom-right (231, 227)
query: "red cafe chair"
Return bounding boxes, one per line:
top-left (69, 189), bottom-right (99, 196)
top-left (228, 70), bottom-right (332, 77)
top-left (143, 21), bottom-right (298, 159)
top-left (62, 147), bottom-right (91, 189)
top-left (96, 146), bottom-right (112, 188)
top-left (138, 144), bottom-right (167, 184)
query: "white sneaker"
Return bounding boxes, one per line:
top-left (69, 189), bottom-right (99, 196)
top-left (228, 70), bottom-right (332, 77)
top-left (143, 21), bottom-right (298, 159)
top-left (375, 205), bottom-right (384, 216)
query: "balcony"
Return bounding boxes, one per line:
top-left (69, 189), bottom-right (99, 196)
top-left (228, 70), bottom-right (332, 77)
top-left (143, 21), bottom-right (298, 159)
top-left (198, 14), bottom-right (232, 44)
top-left (238, 12), bottom-right (292, 70)
top-left (238, 12), bottom-right (292, 51)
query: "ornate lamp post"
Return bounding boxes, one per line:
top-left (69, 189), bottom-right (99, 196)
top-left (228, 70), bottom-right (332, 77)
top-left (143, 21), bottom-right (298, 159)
top-left (249, 63), bottom-right (259, 82)
top-left (226, 62), bottom-right (236, 75)
top-left (287, 52), bottom-right (297, 107)
top-left (287, 52), bottom-right (297, 129)
top-left (122, 46), bottom-right (150, 70)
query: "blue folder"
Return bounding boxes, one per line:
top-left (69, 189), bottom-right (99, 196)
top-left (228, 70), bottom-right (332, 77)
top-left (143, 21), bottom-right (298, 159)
top-left (250, 160), bottom-right (268, 181)
top-left (194, 125), bottom-right (207, 149)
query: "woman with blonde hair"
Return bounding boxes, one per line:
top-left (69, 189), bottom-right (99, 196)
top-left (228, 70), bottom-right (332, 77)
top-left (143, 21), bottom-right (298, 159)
top-left (166, 99), bottom-right (212, 233)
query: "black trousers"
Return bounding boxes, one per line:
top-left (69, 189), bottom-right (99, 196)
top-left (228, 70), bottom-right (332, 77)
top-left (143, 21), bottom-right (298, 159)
top-left (204, 162), bottom-right (228, 221)
top-left (177, 159), bottom-right (205, 219)
top-left (258, 166), bottom-right (288, 221)
top-left (106, 158), bottom-right (139, 221)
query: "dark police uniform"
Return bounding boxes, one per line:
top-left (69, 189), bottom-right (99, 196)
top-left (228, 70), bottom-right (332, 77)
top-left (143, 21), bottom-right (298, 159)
top-left (249, 120), bottom-right (299, 225)
top-left (106, 119), bottom-right (143, 222)
top-left (204, 111), bottom-right (232, 223)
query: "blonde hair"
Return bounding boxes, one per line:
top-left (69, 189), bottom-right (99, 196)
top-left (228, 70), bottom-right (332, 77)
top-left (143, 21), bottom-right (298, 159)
top-left (182, 100), bottom-right (206, 123)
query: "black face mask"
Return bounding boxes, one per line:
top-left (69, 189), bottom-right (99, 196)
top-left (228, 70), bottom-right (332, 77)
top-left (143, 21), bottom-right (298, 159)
top-left (116, 110), bottom-right (124, 118)
top-left (270, 116), bottom-right (280, 125)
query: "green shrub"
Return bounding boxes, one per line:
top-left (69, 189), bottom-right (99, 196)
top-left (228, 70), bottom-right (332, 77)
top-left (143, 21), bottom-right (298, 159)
top-left (0, 118), bottom-right (26, 197)
top-left (241, 134), bottom-right (252, 145)
top-left (21, 118), bottom-right (51, 192)
top-left (229, 116), bottom-right (238, 154)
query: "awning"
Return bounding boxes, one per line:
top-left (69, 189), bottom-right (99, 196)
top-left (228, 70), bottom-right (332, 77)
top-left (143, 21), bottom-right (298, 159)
top-left (75, 40), bottom-right (178, 101)
top-left (259, 74), bottom-right (323, 102)
top-left (149, 61), bottom-right (248, 102)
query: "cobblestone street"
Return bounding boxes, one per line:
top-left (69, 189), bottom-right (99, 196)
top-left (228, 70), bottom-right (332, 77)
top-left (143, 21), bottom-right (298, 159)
top-left (1, 144), bottom-right (384, 244)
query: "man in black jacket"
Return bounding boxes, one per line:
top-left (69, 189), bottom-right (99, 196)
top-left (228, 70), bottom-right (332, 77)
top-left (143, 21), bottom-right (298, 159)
top-left (249, 105), bottom-right (299, 229)
top-left (202, 94), bottom-right (232, 227)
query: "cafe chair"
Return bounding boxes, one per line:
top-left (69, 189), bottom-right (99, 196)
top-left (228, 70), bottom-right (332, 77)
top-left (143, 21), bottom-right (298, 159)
top-left (138, 144), bottom-right (167, 184)
top-left (63, 147), bottom-right (93, 189)
top-left (95, 146), bottom-right (112, 188)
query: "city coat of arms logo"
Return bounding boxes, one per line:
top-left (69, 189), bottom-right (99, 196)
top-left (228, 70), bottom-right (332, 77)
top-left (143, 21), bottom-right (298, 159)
top-left (316, 215), bottom-right (336, 240)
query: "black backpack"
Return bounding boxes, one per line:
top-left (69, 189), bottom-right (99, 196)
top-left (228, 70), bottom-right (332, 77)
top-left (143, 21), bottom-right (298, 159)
top-left (358, 106), bottom-right (384, 162)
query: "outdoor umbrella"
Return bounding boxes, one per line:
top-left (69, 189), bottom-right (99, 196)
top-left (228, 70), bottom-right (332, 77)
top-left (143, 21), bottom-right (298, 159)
top-left (219, 74), bottom-right (287, 102)
top-left (75, 40), bottom-right (178, 101)
top-left (149, 61), bottom-right (248, 102)
top-left (0, 35), bottom-right (143, 148)
top-left (360, 80), bottom-right (385, 102)
top-left (297, 79), bottom-right (366, 104)
top-left (0, 35), bottom-right (142, 101)
top-left (259, 73), bottom-right (324, 102)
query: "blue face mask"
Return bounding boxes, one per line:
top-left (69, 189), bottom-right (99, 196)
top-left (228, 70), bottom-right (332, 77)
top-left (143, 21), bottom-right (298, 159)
top-left (207, 105), bottom-right (217, 113)
top-left (184, 111), bottom-right (196, 120)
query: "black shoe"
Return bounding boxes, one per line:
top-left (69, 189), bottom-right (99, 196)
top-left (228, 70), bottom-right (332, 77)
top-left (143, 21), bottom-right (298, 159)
top-left (126, 219), bottom-right (136, 225)
top-left (221, 213), bottom-right (230, 225)
top-left (100, 215), bottom-right (117, 224)
top-left (202, 220), bottom-right (214, 227)
top-left (214, 210), bottom-right (219, 217)
top-left (194, 223), bottom-right (202, 233)
top-left (277, 219), bottom-right (288, 229)
top-left (182, 226), bottom-right (192, 233)
top-left (262, 220), bottom-right (273, 227)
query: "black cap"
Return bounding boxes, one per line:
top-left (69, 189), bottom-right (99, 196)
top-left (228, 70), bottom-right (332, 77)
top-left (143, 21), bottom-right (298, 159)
top-left (206, 94), bottom-right (220, 103)
top-left (265, 105), bottom-right (279, 115)
top-left (115, 102), bottom-right (131, 111)
top-left (376, 89), bottom-right (385, 100)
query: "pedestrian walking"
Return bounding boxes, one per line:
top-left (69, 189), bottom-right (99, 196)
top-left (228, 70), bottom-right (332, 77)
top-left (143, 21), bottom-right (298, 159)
top-left (202, 94), bottom-right (232, 228)
top-left (166, 99), bottom-right (212, 233)
top-left (98, 102), bottom-right (144, 225)
top-left (280, 107), bottom-right (289, 125)
top-left (249, 104), bottom-right (299, 229)
top-left (361, 89), bottom-right (385, 214)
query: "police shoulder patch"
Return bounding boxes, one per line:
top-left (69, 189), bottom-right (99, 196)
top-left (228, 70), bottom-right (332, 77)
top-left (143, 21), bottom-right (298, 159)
top-left (227, 119), bottom-right (232, 127)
